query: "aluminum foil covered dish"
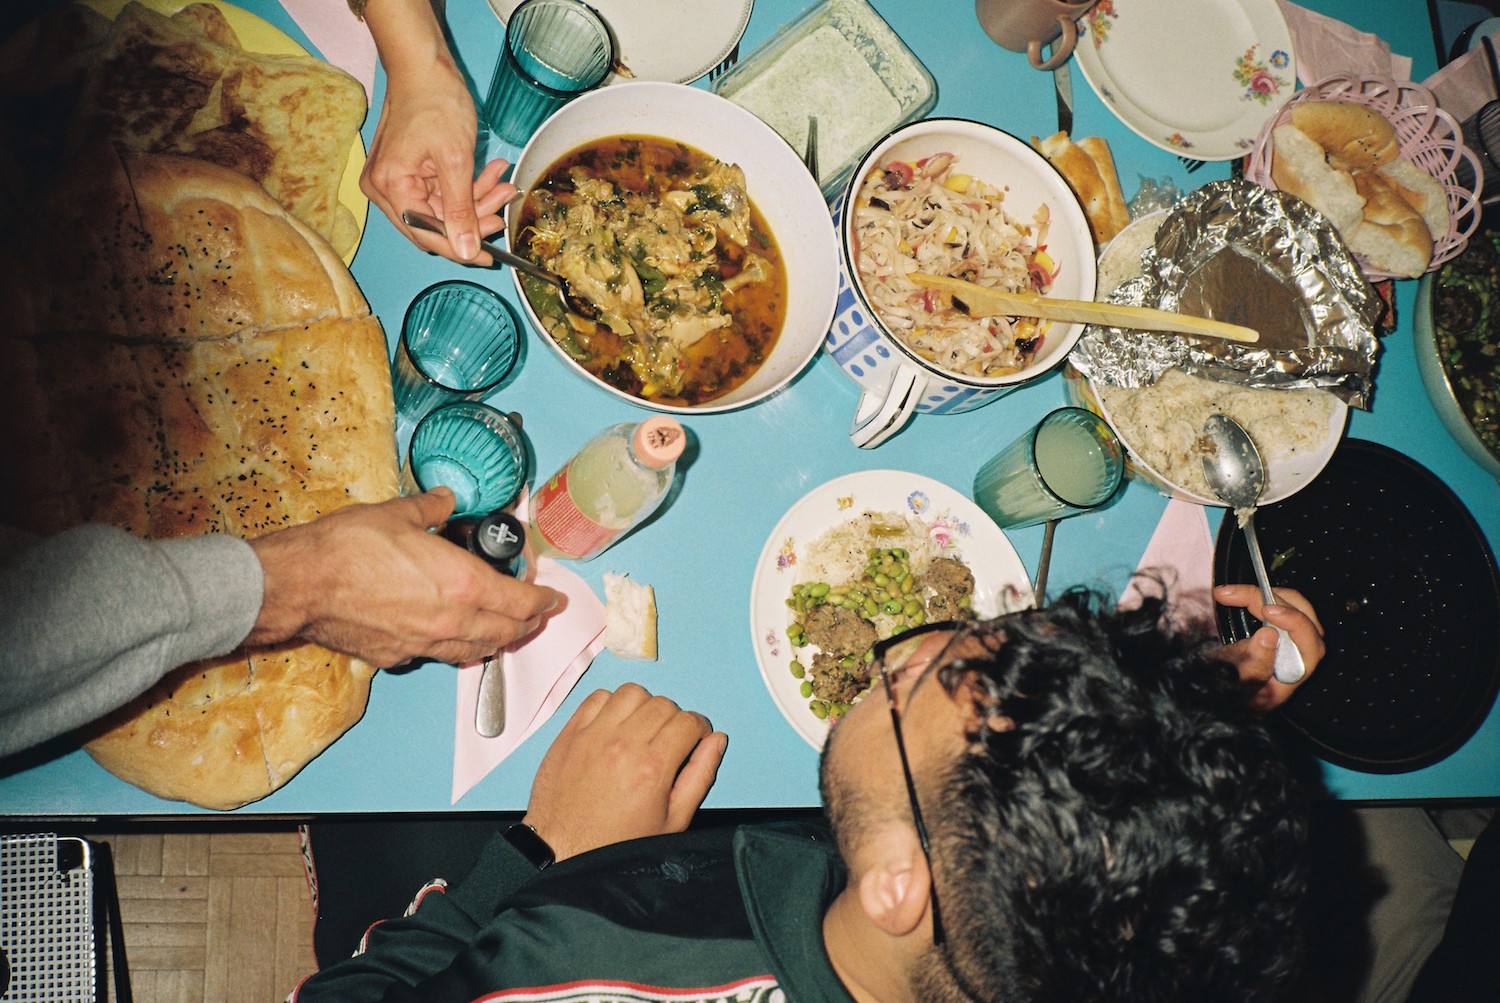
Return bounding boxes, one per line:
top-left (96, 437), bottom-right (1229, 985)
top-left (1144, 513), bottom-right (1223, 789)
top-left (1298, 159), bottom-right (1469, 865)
top-left (1071, 180), bottom-right (1383, 408)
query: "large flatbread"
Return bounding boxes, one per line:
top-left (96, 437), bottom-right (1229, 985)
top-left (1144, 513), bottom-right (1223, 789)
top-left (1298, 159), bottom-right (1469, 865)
top-left (0, 148), bottom-right (396, 809)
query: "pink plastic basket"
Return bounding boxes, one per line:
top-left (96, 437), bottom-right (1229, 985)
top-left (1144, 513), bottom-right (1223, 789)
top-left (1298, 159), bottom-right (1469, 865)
top-left (1245, 74), bottom-right (1484, 281)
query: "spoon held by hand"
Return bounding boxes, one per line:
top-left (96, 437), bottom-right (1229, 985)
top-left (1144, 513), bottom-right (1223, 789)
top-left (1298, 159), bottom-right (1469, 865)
top-left (400, 210), bottom-right (601, 320)
top-left (1199, 412), bottom-right (1306, 685)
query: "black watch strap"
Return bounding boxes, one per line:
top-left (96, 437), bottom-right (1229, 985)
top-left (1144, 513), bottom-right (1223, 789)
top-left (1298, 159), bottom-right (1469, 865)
top-left (504, 822), bottom-right (555, 870)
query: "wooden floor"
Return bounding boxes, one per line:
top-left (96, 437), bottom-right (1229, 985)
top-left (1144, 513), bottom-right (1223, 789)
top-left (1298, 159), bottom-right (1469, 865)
top-left (94, 828), bottom-right (318, 1003)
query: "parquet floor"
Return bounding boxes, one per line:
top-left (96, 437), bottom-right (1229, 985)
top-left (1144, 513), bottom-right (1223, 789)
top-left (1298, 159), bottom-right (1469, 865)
top-left (93, 828), bottom-right (318, 1003)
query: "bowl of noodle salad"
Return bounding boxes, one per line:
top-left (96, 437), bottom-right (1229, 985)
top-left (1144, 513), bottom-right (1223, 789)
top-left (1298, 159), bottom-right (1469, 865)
top-left (829, 118), bottom-right (1095, 447)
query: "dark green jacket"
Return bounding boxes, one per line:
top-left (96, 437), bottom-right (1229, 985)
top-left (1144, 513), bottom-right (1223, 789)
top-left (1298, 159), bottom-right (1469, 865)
top-left (290, 823), bottom-right (855, 1003)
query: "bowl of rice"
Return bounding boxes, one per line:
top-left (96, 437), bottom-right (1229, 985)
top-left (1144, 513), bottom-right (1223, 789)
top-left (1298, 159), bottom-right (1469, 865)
top-left (827, 118), bottom-right (1096, 447)
top-left (1067, 211), bottom-right (1348, 505)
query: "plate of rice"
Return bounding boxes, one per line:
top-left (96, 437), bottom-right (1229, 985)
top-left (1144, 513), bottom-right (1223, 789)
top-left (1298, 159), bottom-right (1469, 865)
top-left (1070, 207), bottom-right (1349, 506)
top-left (749, 470), bottom-right (1033, 748)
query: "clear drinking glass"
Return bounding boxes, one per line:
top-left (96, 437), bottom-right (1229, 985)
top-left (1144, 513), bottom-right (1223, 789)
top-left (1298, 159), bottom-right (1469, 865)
top-left (391, 281), bottom-right (520, 425)
top-left (401, 401), bottom-right (528, 519)
top-left (973, 407), bottom-right (1124, 529)
top-left (481, 0), bottom-right (613, 147)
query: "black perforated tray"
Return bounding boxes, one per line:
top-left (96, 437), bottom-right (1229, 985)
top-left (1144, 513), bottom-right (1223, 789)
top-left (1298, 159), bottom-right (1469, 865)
top-left (1214, 439), bottom-right (1500, 773)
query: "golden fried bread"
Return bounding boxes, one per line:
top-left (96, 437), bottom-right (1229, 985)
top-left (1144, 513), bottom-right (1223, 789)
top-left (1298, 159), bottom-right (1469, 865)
top-left (2, 1), bottom-right (365, 256)
top-left (1031, 131), bottom-right (1130, 244)
top-left (1, 149), bottom-right (396, 809)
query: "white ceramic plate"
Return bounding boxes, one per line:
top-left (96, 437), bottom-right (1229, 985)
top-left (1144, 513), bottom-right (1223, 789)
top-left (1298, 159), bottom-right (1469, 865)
top-left (487, 0), bottom-right (753, 85)
top-left (748, 471), bottom-right (1034, 749)
top-left (1076, 0), bottom-right (1295, 161)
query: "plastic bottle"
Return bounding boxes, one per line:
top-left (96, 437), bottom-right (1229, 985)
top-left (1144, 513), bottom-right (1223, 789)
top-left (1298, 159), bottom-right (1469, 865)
top-left (442, 509), bottom-right (528, 579)
top-left (529, 416), bottom-right (686, 561)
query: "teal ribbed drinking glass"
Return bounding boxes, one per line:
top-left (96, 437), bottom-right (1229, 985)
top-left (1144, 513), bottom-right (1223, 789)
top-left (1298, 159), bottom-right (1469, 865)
top-left (392, 281), bottom-right (520, 425)
top-left (401, 401), bottom-right (527, 518)
top-left (481, 0), bottom-right (613, 146)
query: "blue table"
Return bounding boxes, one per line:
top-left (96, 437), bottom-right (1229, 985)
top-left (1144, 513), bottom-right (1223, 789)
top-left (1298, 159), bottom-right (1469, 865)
top-left (2, 0), bottom-right (1496, 817)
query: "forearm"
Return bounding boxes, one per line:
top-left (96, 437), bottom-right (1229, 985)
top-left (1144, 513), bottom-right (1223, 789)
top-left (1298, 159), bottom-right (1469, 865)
top-left (0, 525), bottom-right (261, 756)
top-left (360, 0), bottom-right (457, 84)
top-left (292, 834), bottom-right (541, 1002)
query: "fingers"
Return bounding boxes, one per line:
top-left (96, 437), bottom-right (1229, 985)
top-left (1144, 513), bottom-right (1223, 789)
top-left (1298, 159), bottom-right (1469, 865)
top-left (434, 155), bottom-right (481, 262)
top-left (401, 487), bottom-right (457, 529)
top-left (668, 731), bottom-right (727, 830)
top-left (1262, 600), bottom-right (1326, 668)
top-left (1214, 584), bottom-right (1327, 713)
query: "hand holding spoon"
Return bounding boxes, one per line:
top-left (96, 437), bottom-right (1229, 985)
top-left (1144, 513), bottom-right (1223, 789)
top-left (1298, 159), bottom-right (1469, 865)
top-left (401, 210), bottom-right (601, 320)
top-left (1199, 413), bottom-right (1307, 685)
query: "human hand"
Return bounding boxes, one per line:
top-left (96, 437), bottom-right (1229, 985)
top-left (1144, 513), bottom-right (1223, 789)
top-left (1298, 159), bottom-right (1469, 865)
top-left (523, 684), bottom-right (728, 862)
top-left (360, 0), bottom-right (518, 263)
top-left (246, 489), bottom-right (562, 668)
top-left (1213, 584), bottom-right (1326, 713)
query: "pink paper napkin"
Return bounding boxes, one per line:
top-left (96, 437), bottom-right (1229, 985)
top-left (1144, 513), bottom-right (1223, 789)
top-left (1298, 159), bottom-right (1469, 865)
top-left (451, 557), bottom-right (607, 803)
top-left (280, 0), bottom-right (378, 103)
top-left (1276, 0), bottom-right (1412, 85)
top-left (1120, 498), bottom-right (1217, 632)
top-left (1424, 42), bottom-right (1500, 124)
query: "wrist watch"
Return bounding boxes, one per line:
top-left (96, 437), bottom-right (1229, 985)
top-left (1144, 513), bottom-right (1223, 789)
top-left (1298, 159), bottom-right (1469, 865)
top-left (504, 822), bottom-right (555, 870)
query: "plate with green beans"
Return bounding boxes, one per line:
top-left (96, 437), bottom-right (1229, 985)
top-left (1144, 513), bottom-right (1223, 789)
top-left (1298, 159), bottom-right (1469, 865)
top-left (749, 470), bottom-right (1034, 748)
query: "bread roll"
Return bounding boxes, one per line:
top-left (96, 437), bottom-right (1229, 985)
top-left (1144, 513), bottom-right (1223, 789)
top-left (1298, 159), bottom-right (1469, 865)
top-left (1290, 100), bottom-right (1400, 170)
top-left (604, 573), bottom-right (658, 661)
top-left (1269, 122), bottom-right (1366, 233)
top-left (1346, 169), bottom-right (1433, 278)
top-left (1378, 157), bottom-right (1450, 241)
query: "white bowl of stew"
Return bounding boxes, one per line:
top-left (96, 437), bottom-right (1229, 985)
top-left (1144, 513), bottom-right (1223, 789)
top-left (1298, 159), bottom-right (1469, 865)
top-left (506, 81), bottom-right (840, 413)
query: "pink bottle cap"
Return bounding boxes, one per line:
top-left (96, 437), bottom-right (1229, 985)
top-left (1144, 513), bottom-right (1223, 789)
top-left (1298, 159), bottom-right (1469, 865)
top-left (633, 416), bottom-right (686, 469)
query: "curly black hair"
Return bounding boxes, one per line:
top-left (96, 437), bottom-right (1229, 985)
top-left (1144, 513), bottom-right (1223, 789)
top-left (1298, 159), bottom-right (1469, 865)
top-left (926, 586), bottom-right (1310, 1003)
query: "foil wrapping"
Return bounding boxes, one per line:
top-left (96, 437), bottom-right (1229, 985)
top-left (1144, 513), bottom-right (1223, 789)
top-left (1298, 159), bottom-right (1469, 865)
top-left (1070, 180), bottom-right (1383, 408)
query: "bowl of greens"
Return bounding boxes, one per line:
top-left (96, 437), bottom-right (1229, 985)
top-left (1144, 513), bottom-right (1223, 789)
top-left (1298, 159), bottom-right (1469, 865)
top-left (1414, 229), bottom-right (1500, 478)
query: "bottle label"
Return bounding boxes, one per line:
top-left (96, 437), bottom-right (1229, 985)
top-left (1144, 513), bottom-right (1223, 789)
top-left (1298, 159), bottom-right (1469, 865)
top-left (532, 466), bottom-right (616, 560)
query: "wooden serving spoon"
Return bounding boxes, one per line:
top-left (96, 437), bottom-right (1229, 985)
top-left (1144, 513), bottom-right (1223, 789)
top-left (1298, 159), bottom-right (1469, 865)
top-left (909, 272), bottom-right (1260, 344)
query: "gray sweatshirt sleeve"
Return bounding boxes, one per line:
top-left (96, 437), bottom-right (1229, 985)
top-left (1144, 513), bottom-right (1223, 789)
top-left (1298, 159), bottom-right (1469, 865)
top-left (0, 524), bottom-right (265, 757)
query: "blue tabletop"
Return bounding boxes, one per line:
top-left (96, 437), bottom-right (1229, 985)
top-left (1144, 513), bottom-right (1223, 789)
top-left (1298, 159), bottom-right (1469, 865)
top-left (3, 0), bottom-right (1497, 817)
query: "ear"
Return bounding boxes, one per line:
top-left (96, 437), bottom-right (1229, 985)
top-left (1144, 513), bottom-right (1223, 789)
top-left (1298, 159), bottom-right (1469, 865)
top-left (855, 828), bottom-right (933, 938)
top-left (954, 672), bottom-right (1014, 735)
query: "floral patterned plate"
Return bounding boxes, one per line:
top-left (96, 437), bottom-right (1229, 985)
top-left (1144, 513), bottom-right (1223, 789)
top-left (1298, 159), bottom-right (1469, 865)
top-left (1075, 0), bottom-right (1295, 161)
top-left (748, 470), bottom-right (1033, 749)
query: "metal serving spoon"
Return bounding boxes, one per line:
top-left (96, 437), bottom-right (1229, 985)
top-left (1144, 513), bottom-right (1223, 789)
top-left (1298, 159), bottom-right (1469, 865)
top-left (400, 210), bottom-right (601, 320)
top-left (1199, 413), bottom-right (1307, 685)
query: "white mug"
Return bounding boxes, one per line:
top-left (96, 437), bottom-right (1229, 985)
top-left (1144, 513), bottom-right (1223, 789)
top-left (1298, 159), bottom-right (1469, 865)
top-left (827, 118), bottom-right (1097, 448)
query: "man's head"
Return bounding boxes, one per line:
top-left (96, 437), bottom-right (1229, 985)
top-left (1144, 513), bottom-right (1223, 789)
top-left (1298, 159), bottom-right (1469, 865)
top-left (819, 587), bottom-right (1309, 1003)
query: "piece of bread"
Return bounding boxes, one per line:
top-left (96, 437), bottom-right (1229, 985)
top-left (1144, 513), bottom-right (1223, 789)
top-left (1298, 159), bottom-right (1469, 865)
top-left (1270, 122), bottom-right (1367, 233)
top-left (2, 0), bottom-right (364, 257)
top-left (1031, 131), bottom-right (1129, 244)
top-left (7, 145), bottom-right (365, 343)
top-left (1290, 100), bottom-right (1400, 171)
top-left (0, 149), bottom-right (396, 809)
top-left (1077, 135), bottom-right (1132, 240)
top-left (1346, 169), bottom-right (1434, 278)
top-left (1378, 157), bottom-right (1450, 241)
top-left (604, 573), bottom-right (658, 661)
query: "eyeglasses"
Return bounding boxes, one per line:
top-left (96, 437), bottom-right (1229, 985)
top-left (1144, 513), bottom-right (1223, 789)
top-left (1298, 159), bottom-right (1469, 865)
top-left (872, 621), bottom-right (968, 948)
